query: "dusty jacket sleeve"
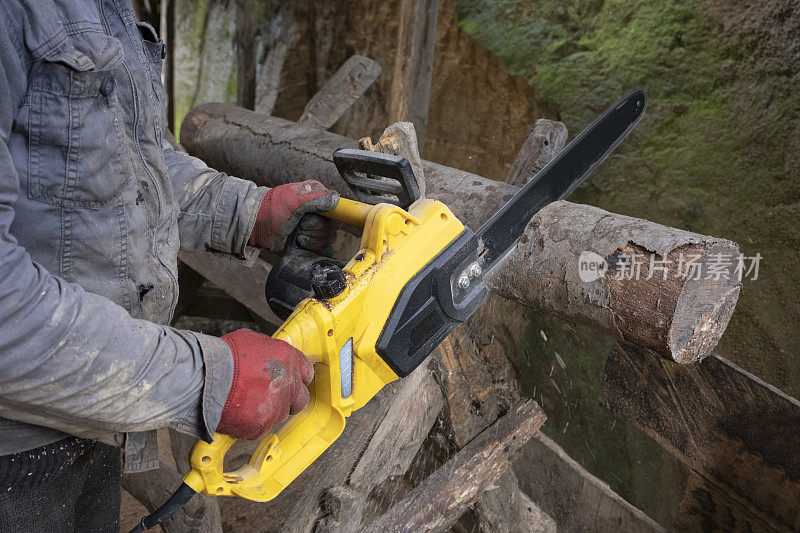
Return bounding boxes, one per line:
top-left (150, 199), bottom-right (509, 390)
top-left (162, 138), bottom-right (268, 262)
top-left (0, 26), bottom-right (232, 443)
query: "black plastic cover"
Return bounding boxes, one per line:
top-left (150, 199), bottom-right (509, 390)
top-left (376, 230), bottom-right (486, 377)
top-left (265, 251), bottom-right (344, 320)
top-left (333, 149), bottom-right (421, 208)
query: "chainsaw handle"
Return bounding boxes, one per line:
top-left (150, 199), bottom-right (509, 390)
top-left (321, 197), bottom-right (373, 227)
top-left (183, 309), bottom-right (350, 502)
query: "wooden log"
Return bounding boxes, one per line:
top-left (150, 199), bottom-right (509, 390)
top-left (489, 201), bottom-right (741, 364)
top-left (515, 433), bottom-right (664, 533)
top-left (389, 0), bottom-right (440, 148)
top-left (179, 102), bottom-right (515, 230)
top-left (599, 345), bottom-right (800, 530)
top-left (363, 400), bottom-right (546, 533)
top-left (298, 55), bottom-right (382, 130)
top-left (505, 119), bottom-right (568, 187)
top-left (180, 103), bottom-right (740, 363)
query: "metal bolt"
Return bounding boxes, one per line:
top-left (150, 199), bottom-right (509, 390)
top-left (468, 262), bottom-right (483, 278)
top-left (457, 274), bottom-right (471, 290)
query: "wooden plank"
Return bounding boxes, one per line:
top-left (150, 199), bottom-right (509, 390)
top-left (363, 400), bottom-right (546, 533)
top-left (298, 55), bottom-right (382, 130)
top-left (177, 251), bottom-right (281, 326)
top-left (516, 433), bottom-right (664, 532)
top-left (476, 471), bottom-right (557, 533)
top-left (280, 375), bottom-right (415, 533)
top-left (600, 345), bottom-right (800, 530)
top-left (311, 366), bottom-right (444, 532)
top-left (389, 0), bottom-right (439, 149)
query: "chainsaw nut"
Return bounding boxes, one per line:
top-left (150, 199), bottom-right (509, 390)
top-left (468, 262), bottom-right (482, 278)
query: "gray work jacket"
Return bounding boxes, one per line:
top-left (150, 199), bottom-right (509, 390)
top-left (0, 0), bottom-right (268, 471)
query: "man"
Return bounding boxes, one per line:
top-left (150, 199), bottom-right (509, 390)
top-left (0, 1), bottom-right (340, 530)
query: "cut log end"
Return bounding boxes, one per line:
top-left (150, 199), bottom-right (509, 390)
top-left (670, 245), bottom-right (741, 364)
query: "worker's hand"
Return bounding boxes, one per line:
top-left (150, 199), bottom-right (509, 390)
top-left (217, 329), bottom-right (315, 441)
top-left (249, 180), bottom-right (340, 253)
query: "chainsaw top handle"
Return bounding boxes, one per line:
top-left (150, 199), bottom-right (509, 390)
top-left (332, 149), bottom-right (421, 209)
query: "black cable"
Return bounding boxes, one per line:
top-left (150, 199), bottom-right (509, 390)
top-left (129, 482), bottom-right (197, 533)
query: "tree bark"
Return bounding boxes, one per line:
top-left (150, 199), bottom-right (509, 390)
top-left (489, 201), bottom-right (741, 364)
top-left (180, 103), bottom-right (740, 363)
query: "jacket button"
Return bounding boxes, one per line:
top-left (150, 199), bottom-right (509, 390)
top-left (100, 76), bottom-right (116, 97)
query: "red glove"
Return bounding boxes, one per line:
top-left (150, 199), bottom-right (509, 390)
top-left (249, 180), bottom-right (340, 253)
top-left (217, 329), bottom-right (315, 441)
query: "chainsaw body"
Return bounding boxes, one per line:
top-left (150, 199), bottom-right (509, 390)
top-left (184, 192), bottom-right (486, 501)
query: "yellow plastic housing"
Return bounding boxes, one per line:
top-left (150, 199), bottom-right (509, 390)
top-left (184, 197), bottom-right (464, 501)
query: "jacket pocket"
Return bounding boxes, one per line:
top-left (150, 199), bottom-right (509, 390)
top-left (137, 21), bottom-right (168, 140)
top-left (25, 34), bottom-right (130, 210)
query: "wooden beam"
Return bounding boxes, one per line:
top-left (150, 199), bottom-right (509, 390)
top-left (476, 471), bottom-right (557, 533)
top-left (515, 433), bottom-right (664, 532)
top-left (389, 0), bottom-right (439, 149)
top-left (363, 400), bottom-right (546, 533)
top-left (599, 345), bottom-right (800, 530)
top-left (298, 55), bottom-right (382, 130)
top-left (310, 366), bottom-right (444, 531)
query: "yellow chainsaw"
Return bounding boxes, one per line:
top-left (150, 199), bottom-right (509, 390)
top-left (132, 89), bottom-right (645, 532)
